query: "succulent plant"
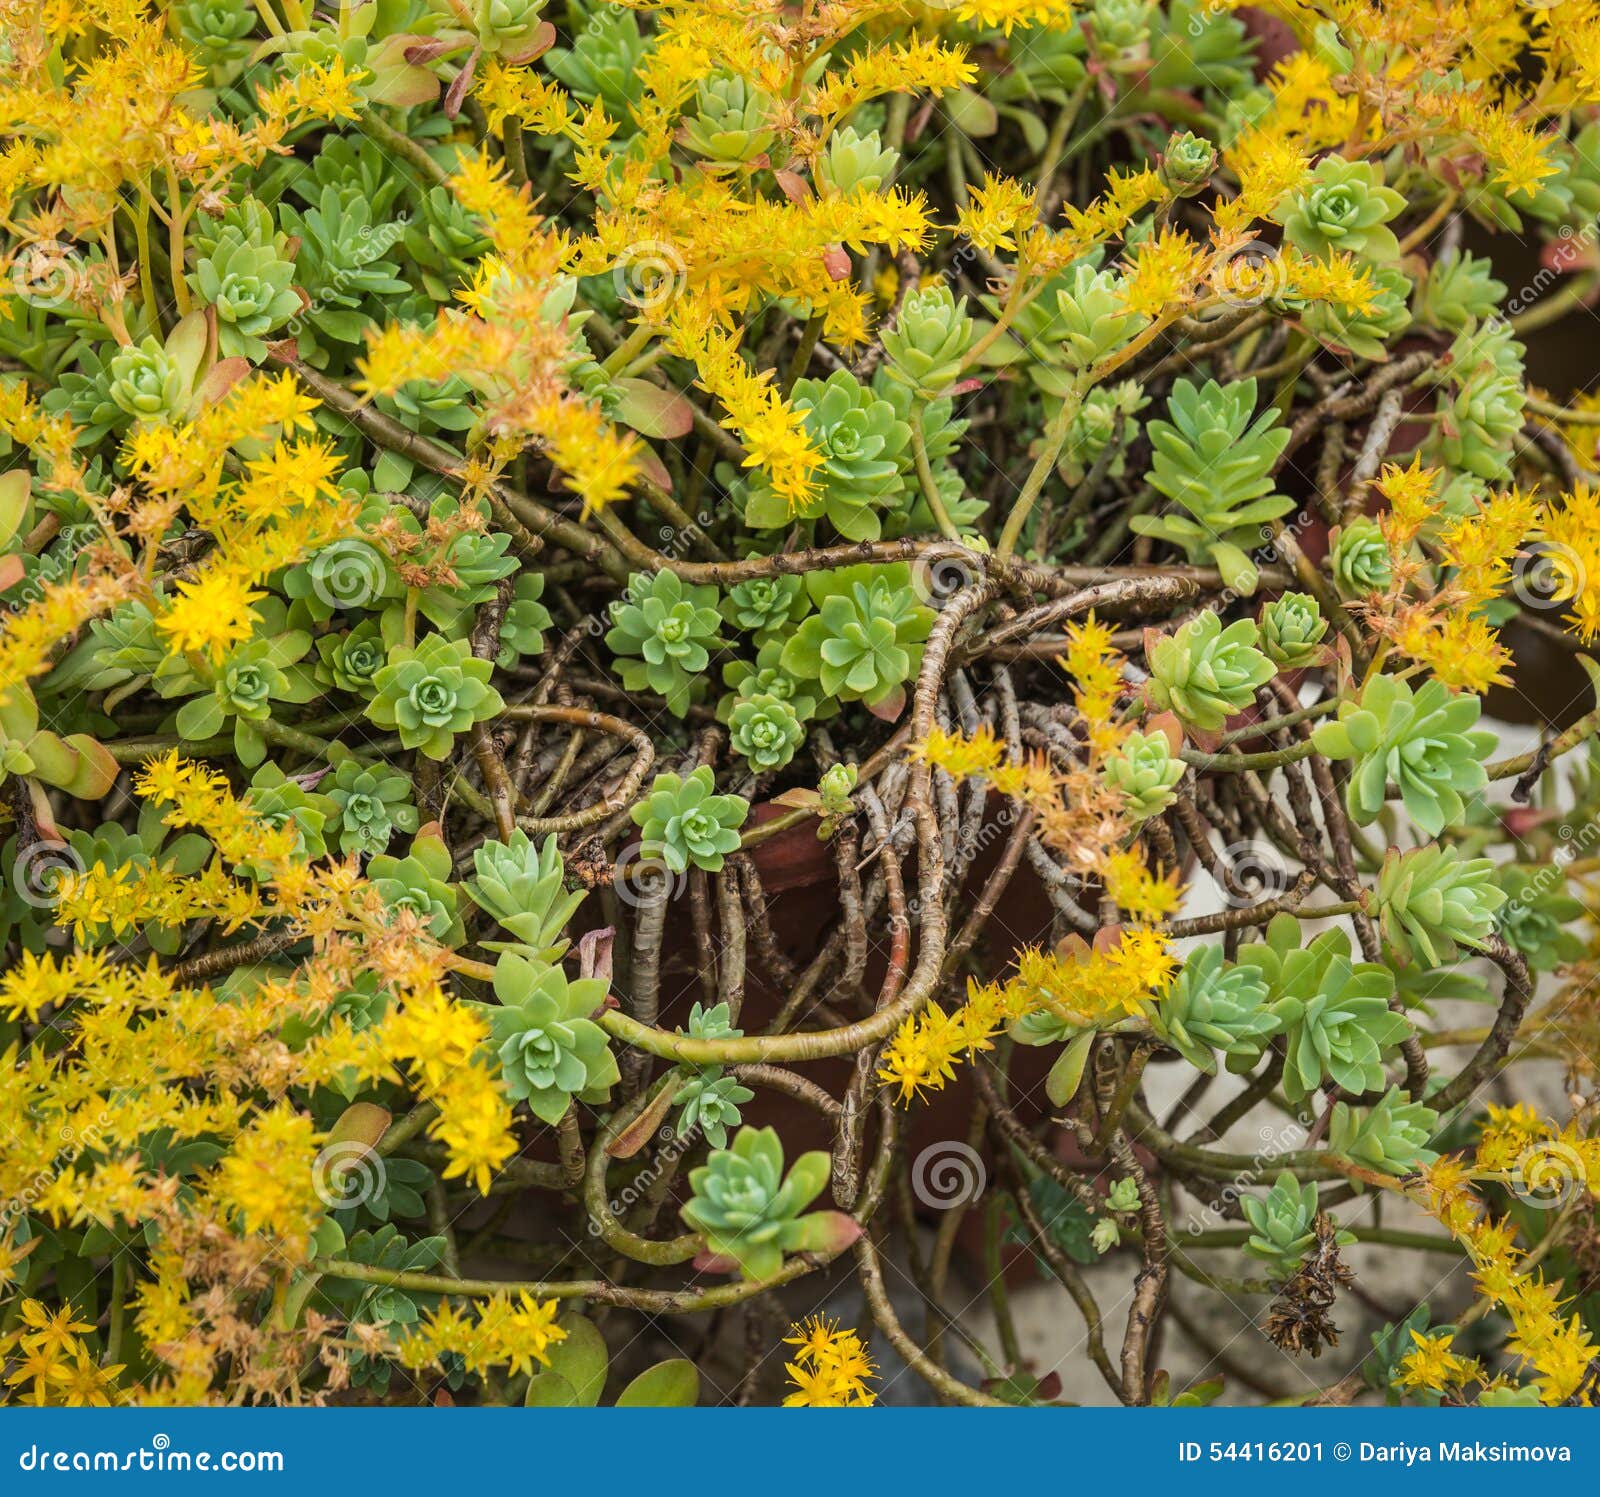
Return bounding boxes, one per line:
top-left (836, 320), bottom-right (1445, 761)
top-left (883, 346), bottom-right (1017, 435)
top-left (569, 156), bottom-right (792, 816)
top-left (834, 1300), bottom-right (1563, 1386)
top-left (189, 229), bottom-right (301, 362)
top-left (1103, 726), bottom-right (1185, 821)
top-left (1087, 0), bottom-right (1155, 59)
top-left (1423, 322), bottom-right (1526, 482)
top-left (168, 620), bottom-right (317, 768)
top-left (1147, 612), bottom-right (1274, 732)
top-left (631, 766), bottom-right (750, 874)
top-left (681, 74), bottom-right (775, 163)
top-left (327, 760), bottom-right (419, 857)
top-left (1242, 1173), bottom-right (1355, 1277)
top-left (780, 563), bottom-right (934, 715)
top-left (544, 4), bottom-right (650, 116)
top-left (366, 633), bottom-right (505, 760)
top-left (746, 371), bottom-right (911, 542)
top-left (464, 830), bottom-right (586, 959)
top-left (174, 0), bottom-right (256, 80)
top-left (1492, 865), bottom-right (1586, 972)
top-left (879, 284), bottom-right (974, 398)
top-left (719, 573), bottom-right (807, 639)
top-left (495, 572), bottom-right (552, 668)
top-left (605, 570), bottom-right (725, 718)
top-left (986, 261), bottom-right (1146, 396)
top-left (1158, 130), bottom-right (1217, 196)
top-left (1131, 377), bottom-right (1291, 593)
top-left (1295, 261), bottom-right (1414, 361)
top-left (1376, 844), bottom-right (1506, 966)
top-left (1147, 943), bottom-right (1279, 1074)
top-left (404, 186), bottom-right (495, 304)
top-left (1327, 1087), bottom-right (1440, 1173)
top-left (1259, 592), bottom-right (1327, 669)
top-left (679, 1125), bottom-right (859, 1281)
top-left (1330, 517), bottom-right (1394, 597)
top-left (483, 952), bottom-right (617, 1125)
top-left (368, 833), bottom-right (463, 946)
top-left (237, 763), bottom-right (335, 880)
top-left (278, 184), bottom-right (410, 353)
top-left (816, 124), bottom-right (900, 196)
top-left (1237, 916), bottom-right (1408, 1101)
top-left (1311, 674), bottom-right (1496, 838)
top-left (729, 692), bottom-right (805, 772)
top-left (1057, 379), bottom-right (1147, 486)
top-left (317, 618), bottom-right (388, 695)
top-left (1412, 248), bottom-right (1506, 335)
top-left (475, 0), bottom-right (551, 59)
top-left (1276, 155), bottom-right (1404, 262)
top-left (674, 1070), bottom-right (755, 1149)
top-left (720, 638), bottom-right (820, 723)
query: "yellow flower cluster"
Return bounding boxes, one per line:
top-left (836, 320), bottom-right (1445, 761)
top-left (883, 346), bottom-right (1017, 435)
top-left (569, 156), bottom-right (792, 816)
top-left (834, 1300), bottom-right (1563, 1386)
top-left (1, 1300), bottom-right (123, 1408)
top-left (876, 928), bottom-right (1175, 1105)
top-left (782, 1317), bottom-right (878, 1406)
top-left (398, 1294), bottom-right (566, 1381)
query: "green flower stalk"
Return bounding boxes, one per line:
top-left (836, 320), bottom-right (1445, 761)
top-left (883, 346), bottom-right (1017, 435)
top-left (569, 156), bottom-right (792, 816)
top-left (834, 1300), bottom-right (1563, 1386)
top-left (1330, 518), bottom-right (1394, 597)
top-left (982, 259), bottom-right (1147, 398)
top-left (1376, 844), bottom-right (1506, 966)
top-left (1131, 376), bottom-right (1292, 593)
top-left (1147, 612), bottom-right (1274, 732)
top-left (1259, 592), bottom-right (1327, 669)
top-left (728, 693), bottom-right (805, 772)
top-left (1276, 155), bottom-right (1404, 262)
top-left (679, 1125), bottom-right (859, 1281)
top-left (746, 371), bottom-right (911, 542)
top-left (631, 767), bottom-right (750, 874)
top-left (1147, 943), bottom-right (1279, 1074)
top-left (189, 229), bottom-right (301, 362)
top-left (605, 571), bottom-right (724, 718)
top-left (1242, 1173), bottom-right (1354, 1278)
top-left (780, 563), bottom-right (934, 714)
top-left (879, 284), bottom-right (973, 397)
top-left (366, 634), bottom-right (505, 760)
top-left (484, 953), bottom-right (617, 1126)
top-left (681, 74), bottom-right (775, 164)
top-left (1103, 726), bottom-right (1185, 821)
top-left (1311, 674), bottom-right (1496, 838)
top-left (327, 761), bottom-right (418, 858)
top-left (464, 829), bottom-right (586, 959)
top-left (1327, 1088), bottom-right (1440, 1174)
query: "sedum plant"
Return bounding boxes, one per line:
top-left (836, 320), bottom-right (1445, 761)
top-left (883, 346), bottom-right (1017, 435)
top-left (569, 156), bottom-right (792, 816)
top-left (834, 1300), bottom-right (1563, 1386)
top-left (605, 570), bottom-right (724, 718)
top-left (1242, 1174), bottom-right (1356, 1278)
top-left (631, 767), bottom-right (750, 874)
top-left (9, 0), bottom-right (1600, 1417)
top-left (464, 830), bottom-right (586, 959)
top-left (1312, 674), bottom-right (1496, 837)
top-left (680, 1126), bottom-right (860, 1281)
top-left (483, 953), bottom-right (618, 1125)
top-left (1146, 612), bottom-right (1274, 731)
top-left (1130, 377), bottom-right (1291, 593)
top-left (1376, 845), bottom-right (1507, 966)
top-left (366, 634), bottom-right (505, 759)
